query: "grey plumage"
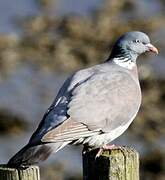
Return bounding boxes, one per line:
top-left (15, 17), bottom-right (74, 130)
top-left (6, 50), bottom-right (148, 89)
top-left (7, 31), bottom-right (158, 167)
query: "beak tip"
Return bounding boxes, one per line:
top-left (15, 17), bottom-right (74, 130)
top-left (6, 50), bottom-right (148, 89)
top-left (156, 49), bottom-right (159, 54)
top-left (152, 47), bottom-right (159, 55)
top-left (146, 43), bottom-right (158, 55)
top-left (152, 46), bottom-right (159, 54)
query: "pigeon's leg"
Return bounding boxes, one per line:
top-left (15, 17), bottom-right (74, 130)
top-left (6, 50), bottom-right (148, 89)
top-left (95, 144), bottom-right (119, 158)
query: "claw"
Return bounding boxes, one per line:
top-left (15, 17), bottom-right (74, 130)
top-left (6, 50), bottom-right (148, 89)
top-left (95, 148), bottom-right (103, 159)
top-left (95, 144), bottom-right (117, 159)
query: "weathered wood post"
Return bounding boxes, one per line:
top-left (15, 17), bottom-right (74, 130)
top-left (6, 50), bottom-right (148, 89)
top-left (83, 147), bottom-right (139, 180)
top-left (0, 165), bottom-right (40, 180)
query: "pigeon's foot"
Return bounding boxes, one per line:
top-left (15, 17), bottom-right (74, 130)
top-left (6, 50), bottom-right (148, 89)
top-left (95, 144), bottom-right (121, 158)
top-left (102, 144), bottom-right (116, 150)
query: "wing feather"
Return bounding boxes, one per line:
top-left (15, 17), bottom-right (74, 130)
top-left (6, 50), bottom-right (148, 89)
top-left (42, 118), bottom-right (100, 142)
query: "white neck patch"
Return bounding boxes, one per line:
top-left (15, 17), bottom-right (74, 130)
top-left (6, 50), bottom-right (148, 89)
top-left (113, 58), bottom-right (136, 70)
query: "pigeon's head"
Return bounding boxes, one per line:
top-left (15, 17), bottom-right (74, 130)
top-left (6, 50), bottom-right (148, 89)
top-left (110, 31), bottom-right (158, 61)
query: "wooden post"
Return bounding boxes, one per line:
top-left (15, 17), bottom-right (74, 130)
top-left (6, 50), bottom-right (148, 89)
top-left (83, 147), bottom-right (139, 180)
top-left (0, 165), bottom-right (40, 180)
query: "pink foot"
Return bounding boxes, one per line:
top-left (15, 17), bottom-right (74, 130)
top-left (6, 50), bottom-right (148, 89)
top-left (95, 144), bottom-right (120, 158)
top-left (102, 144), bottom-right (116, 149)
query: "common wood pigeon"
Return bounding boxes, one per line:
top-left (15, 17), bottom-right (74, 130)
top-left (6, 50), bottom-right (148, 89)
top-left (8, 31), bottom-right (158, 167)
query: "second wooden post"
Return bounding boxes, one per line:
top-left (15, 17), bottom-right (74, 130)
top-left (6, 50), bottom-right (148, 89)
top-left (0, 165), bottom-right (40, 180)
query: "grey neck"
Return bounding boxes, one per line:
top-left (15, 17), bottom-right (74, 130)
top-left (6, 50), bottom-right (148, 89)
top-left (105, 47), bottom-right (138, 69)
top-left (107, 45), bottom-right (138, 62)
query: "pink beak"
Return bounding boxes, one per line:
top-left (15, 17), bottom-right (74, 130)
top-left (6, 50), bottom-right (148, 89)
top-left (146, 43), bottom-right (158, 54)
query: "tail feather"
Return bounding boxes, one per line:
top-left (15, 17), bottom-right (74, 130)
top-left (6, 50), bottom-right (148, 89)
top-left (7, 142), bottom-right (69, 167)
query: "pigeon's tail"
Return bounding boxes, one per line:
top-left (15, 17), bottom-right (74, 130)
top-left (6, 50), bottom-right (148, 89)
top-left (7, 142), bottom-right (68, 167)
top-left (7, 144), bottom-right (53, 167)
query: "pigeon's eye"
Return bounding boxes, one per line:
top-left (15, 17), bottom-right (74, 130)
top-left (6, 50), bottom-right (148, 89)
top-left (134, 39), bottom-right (141, 43)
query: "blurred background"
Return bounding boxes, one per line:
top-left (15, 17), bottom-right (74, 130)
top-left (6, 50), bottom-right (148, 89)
top-left (0, 0), bottom-right (165, 179)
